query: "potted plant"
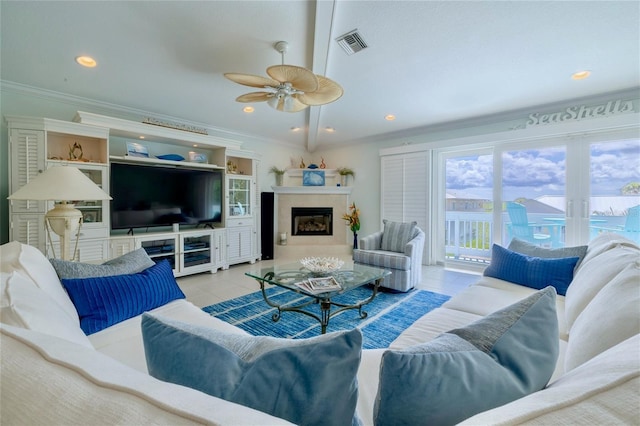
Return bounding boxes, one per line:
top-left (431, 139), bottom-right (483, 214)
top-left (269, 166), bottom-right (286, 186)
top-left (337, 167), bottom-right (355, 187)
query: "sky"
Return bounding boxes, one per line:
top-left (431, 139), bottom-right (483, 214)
top-left (446, 139), bottom-right (640, 201)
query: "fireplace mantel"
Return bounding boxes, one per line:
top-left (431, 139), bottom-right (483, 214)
top-left (271, 186), bottom-right (352, 195)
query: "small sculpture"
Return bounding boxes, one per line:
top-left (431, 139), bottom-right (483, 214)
top-left (68, 142), bottom-right (83, 161)
top-left (299, 157), bottom-right (306, 168)
top-left (320, 158), bottom-right (326, 169)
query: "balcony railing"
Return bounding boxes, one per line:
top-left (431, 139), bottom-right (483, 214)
top-left (444, 211), bottom-right (634, 264)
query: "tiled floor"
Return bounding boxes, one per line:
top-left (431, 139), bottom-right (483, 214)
top-left (177, 256), bottom-right (481, 309)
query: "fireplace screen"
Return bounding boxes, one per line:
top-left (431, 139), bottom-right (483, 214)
top-left (291, 207), bottom-right (333, 236)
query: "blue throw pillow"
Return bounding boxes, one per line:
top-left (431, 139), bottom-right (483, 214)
top-left (374, 287), bottom-right (558, 426)
top-left (142, 313), bottom-right (362, 426)
top-left (484, 244), bottom-right (579, 295)
top-left (61, 260), bottom-right (185, 335)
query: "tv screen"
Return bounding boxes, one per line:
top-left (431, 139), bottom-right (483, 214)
top-left (110, 162), bottom-right (223, 230)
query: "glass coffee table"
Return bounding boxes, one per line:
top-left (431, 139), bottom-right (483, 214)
top-left (245, 263), bottom-right (391, 334)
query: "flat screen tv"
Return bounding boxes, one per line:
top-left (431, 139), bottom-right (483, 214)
top-left (110, 162), bottom-right (223, 231)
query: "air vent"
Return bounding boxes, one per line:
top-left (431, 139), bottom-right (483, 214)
top-left (336, 29), bottom-right (368, 55)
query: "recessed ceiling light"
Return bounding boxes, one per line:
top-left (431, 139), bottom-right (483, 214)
top-left (290, 127), bottom-right (301, 132)
top-left (243, 106), bottom-right (254, 113)
top-left (571, 70), bottom-right (591, 80)
top-left (138, 136), bottom-right (145, 139)
top-left (75, 55), bottom-right (97, 68)
top-left (325, 127), bottom-right (335, 133)
top-left (385, 114), bottom-right (396, 121)
top-left (193, 144), bottom-right (198, 148)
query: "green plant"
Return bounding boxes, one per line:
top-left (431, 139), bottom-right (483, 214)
top-left (337, 167), bottom-right (355, 177)
top-left (269, 166), bottom-right (286, 175)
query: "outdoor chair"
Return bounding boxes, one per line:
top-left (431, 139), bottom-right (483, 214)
top-left (590, 204), bottom-right (640, 244)
top-left (506, 202), bottom-right (561, 247)
top-left (352, 220), bottom-right (425, 292)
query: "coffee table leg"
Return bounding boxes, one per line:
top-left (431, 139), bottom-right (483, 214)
top-left (320, 299), bottom-right (331, 334)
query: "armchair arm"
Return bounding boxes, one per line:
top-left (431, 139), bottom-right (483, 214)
top-left (359, 231), bottom-right (383, 250)
top-left (404, 229), bottom-right (425, 259)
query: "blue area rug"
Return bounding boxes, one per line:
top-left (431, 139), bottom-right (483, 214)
top-left (202, 286), bottom-right (450, 349)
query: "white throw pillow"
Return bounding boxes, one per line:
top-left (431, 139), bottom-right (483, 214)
top-left (0, 242), bottom-right (78, 323)
top-left (565, 261), bottom-right (640, 371)
top-left (579, 232), bottom-right (639, 267)
top-left (0, 271), bottom-right (92, 348)
top-left (565, 245), bottom-right (640, 328)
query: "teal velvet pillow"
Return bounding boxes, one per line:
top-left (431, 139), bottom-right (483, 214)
top-left (380, 220), bottom-right (417, 253)
top-left (50, 248), bottom-right (155, 279)
top-left (484, 244), bottom-right (579, 295)
top-left (141, 313), bottom-right (362, 426)
top-left (508, 237), bottom-right (588, 270)
top-left (61, 260), bottom-right (185, 335)
top-left (374, 287), bottom-right (559, 426)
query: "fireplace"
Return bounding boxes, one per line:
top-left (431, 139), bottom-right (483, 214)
top-left (291, 207), bottom-right (333, 236)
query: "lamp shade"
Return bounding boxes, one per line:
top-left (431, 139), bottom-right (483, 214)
top-left (8, 166), bottom-right (112, 201)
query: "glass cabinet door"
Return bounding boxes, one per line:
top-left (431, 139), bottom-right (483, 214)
top-left (228, 176), bottom-right (251, 217)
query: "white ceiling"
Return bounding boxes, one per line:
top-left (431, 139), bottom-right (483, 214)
top-left (2, 1), bottom-right (639, 152)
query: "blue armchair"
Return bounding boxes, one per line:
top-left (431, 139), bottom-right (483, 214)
top-left (352, 221), bottom-right (425, 292)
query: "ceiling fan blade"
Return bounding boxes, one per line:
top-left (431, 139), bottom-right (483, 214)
top-left (266, 65), bottom-right (319, 92)
top-left (224, 73), bottom-right (279, 88)
top-left (236, 92), bottom-right (272, 103)
top-left (297, 76), bottom-right (344, 106)
top-left (269, 95), bottom-right (309, 113)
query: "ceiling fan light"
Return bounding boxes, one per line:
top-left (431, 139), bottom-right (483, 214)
top-left (267, 95), bottom-right (280, 110)
top-left (283, 95), bottom-right (297, 112)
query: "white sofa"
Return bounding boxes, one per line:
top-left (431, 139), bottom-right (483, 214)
top-left (1, 232), bottom-right (639, 425)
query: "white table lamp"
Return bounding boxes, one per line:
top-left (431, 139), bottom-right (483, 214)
top-left (8, 165), bottom-right (112, 260)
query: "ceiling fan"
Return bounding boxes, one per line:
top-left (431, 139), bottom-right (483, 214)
top-left (224, 41), bottom-right (343, 113)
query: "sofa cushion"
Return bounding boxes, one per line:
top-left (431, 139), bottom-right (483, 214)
top-left (352, 249), bottom-right (411, 270)
top-left (380, 220), bottom-right (417, 253)
top-left (0, 241), bottom-right (78, 323)
top-left (0, 271), bottom-right (92, 348)
top-left (579, 232), bottom-right (640, 266)
top-left (61, 260), bottom-right (185, 335)
top-left (508, 237), bottom-right (588, 269)
top-left (0, 324), bottom-right (293, 426)
top-left (374, 287), bottom-right (558, 426)
top-left (564, 261), bottom-right (640, 371)
top-left (460, 335), bottom-right (640, 425)
top-left (565, 244), bottom-right (640, 328)
top-left (484, 244), bottom-right (579, 295)
top-left (50, 248), bottom-right (155, 279)
top-left (142, 313), bottom-right (362, 426)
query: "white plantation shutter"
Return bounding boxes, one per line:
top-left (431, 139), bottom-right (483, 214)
top-left (9, 129), bottom-right (46, 213)
top-left (380, 151), bottom-right (431, 262)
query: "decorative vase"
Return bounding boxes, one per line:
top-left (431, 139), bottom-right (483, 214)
top-left (341, 175), bottom-right (349, 187)
top-left (353, 232), bottom-right (358, 250)
top-left (275, 174), bottom-right (283, 186)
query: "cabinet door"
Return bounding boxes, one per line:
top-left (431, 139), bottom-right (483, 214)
top-left (212, 229), bottom-right (227, 268)
top-left (227, 226), bottom-right (252, 264)
top-left (109, 238), bottom-right (136, 258)
top-left (9, 129), bottom-right (46, 213)
top-left (76, 239), bottom-right (109, 262)
top-left (227, 176), bottom-right (252, 217)
top-left (180, 232), bottom-right (214, 272)
top-left (10, 214), bottom-right (45, 251)
top-left (136, 235), bottom-right (178, 272)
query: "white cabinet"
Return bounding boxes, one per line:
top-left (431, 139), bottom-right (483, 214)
top-left (6, 116), bottom-right (110, 259)
top-left (225, 150), bottom-right (260, 266)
